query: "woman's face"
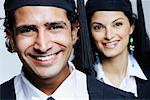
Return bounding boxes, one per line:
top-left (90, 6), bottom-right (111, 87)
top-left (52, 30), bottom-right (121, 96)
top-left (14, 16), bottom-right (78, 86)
top-left (91, 11), bottom-right (134, 58)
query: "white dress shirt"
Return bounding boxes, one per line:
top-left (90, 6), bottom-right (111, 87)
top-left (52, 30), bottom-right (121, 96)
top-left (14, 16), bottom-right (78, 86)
top-left (14, 61), bottom-right (89, 100)
top-left (94, 54), bottom-right (147, 97)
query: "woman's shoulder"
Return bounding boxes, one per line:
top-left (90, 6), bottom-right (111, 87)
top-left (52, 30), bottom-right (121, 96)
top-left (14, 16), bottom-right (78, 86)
top-left (141, 66), bottom-right (150, 79)
top-left (87, 75), bottom-right (135, 99)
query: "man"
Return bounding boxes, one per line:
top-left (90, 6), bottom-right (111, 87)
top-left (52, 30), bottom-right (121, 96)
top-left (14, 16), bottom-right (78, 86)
top-left (0, 0), bottom-right (135, 100)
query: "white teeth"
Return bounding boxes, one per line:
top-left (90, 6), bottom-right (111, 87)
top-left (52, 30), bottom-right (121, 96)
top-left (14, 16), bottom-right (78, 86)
top-left (105, 41), bottom-right (118, 49)
top-left (36, 55), bottom-right (55, 61)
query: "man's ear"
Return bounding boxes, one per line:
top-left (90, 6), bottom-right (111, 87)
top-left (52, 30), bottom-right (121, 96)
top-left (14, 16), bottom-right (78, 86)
top-left (71, 20), bottom-right (79, 45)
top-left (6, 29), bottom-right (17, 52)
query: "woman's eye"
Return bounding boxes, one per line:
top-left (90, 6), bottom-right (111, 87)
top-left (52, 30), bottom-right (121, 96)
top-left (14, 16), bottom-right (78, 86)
top-left (92, 25), bottom-right (103, 32)
top-left (114, 22), bottom-right (123, 27)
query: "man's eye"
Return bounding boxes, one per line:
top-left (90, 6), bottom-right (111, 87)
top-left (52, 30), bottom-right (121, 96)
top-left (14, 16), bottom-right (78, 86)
top-left (20, 28), bottom-right (35, 33)
top-left (49, 25), bottom-right (64, 30)
top-left (16, 26), bottom-right (37, 35)
top-left (48, 25), bottom-right (65, 32)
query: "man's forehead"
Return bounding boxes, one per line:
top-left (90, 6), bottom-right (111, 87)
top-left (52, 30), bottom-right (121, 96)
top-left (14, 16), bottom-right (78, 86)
top-left (15, 6), bottom-right (68, 18)
top-left (14, 7), bottom-right (69, 27)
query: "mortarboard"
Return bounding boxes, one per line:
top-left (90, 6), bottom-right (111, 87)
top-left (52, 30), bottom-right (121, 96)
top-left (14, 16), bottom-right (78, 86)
top-left (4, 0), bottom-right (76, 16)
top-left (86, 0), bottom-right (132, 15)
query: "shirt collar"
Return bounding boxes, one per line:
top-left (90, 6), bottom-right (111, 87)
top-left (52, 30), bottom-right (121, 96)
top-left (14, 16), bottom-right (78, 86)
top-left (21, 71), bottom-right (48, 100)
top-left (127, 54), bottom-right (147, 80)
top-left (94, 54), bottom-right (148, 81)
top-left (20, 61), bottom-right (78, 100)
top-left (52, 61), bottom-right (77, 99)
top-left (94, 60), bottom-right (104, 82)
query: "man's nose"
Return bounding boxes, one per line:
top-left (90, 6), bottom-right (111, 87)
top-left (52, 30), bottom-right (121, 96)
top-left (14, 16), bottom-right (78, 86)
top-left (33, 30), bottom-right (51, 52)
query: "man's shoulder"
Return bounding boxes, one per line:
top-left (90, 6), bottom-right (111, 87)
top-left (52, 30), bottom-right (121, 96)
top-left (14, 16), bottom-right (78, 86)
top-left (86, 75), bottom-right (135, 99)
top-left (0, 77), bottom-right (16, 100)
top-left (0, 77), bottom-right (15, 91)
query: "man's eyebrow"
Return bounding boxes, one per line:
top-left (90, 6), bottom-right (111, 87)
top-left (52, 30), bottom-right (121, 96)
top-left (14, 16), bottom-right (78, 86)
top-left (16, 25), bottom-right (36, 30)
top-left (44, 21), bottom-right (67, 26)
top-left (16, 25), bottom-right (36, 33)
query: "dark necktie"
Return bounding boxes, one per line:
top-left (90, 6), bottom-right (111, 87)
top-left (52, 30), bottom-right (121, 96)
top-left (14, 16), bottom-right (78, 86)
top-left (47, 97), bottom-right (55, 100)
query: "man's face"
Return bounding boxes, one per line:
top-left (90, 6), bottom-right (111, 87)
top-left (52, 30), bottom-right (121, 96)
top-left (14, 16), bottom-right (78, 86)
top-left (10, 6), bottom-right (77, 78)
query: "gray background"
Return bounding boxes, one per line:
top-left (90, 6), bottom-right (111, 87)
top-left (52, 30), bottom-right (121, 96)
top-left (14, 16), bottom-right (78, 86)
top-left (0, 0), bottom-right (150, 84)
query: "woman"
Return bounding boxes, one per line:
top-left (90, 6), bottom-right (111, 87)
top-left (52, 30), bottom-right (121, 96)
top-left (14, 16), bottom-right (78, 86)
top-left (84, 0), bottom-right (150, 99)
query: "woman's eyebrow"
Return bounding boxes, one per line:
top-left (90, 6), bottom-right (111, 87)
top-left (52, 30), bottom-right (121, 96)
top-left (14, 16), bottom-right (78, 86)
top-left (91, 22), bottom-right (103, 26)
top-left (112, 18), bottom-right (124, 23)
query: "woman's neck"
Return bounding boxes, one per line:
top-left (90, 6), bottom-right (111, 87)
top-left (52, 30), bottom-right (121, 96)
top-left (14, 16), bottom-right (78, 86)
top-left (101, 50), bottom-right (128, 87)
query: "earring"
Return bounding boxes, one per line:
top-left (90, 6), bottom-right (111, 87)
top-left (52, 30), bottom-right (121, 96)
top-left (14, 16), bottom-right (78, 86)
top-left (129, 37), bottom-right (135, 52)
top-left (129, 37), bottom-right (135, 67)
top-left (95, 52), bottom-right (100, 64)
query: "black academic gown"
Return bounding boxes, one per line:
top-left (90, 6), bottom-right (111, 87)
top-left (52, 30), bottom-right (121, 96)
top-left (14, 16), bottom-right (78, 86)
top-left (0, 76), bottom-right (135, 100)
top-left (88, 65), bottom-right (150, 100)
top-left (135, 66), bottom-right (150, 99)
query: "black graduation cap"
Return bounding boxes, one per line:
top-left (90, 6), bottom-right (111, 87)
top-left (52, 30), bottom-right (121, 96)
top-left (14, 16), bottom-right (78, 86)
top-left (4, 0), bottom-right (76, 15)
top-left (85, 0), bottom-right (150, 65)
top-left (86, 0), bottom-right (132, 15)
